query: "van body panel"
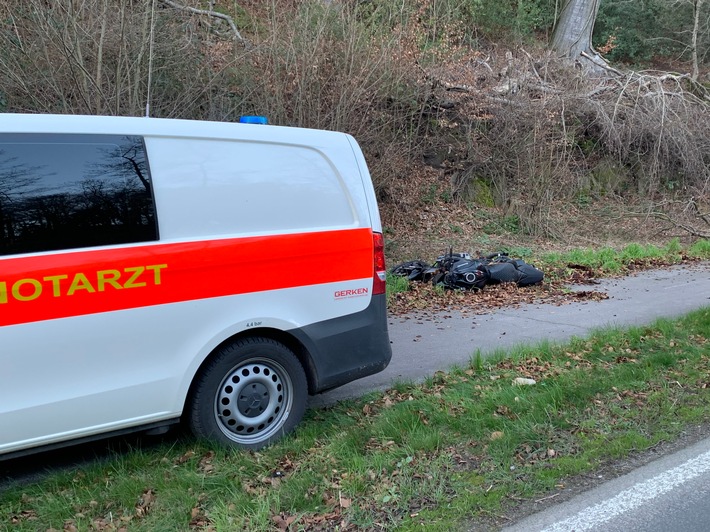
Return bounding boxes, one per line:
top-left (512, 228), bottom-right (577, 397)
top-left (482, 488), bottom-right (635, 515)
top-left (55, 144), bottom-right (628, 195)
top-left (145, 136), bottom-right (366, 239)
top-left (0, 281), bottom-right (378, 454)
top-left (346, 134), bottom-right (383, 233)
top-left (0, 229), bottom-right (373, 327)
top-left (0, 114), bottom-right (391, 456)
top-left (290, 293), bottom-right (391, 392)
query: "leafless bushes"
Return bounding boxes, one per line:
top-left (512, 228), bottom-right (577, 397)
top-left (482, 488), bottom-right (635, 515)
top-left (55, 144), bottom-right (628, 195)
top-left (584, 72), bottom-right (710, 198)
top-left (0, 1), bottom-right (430, 196)
top-left (463, 93), bottom-right (580, 236)
top-left (2, 1), bottom-right (708, 239)
top-left (0, 0), bottom-right (240, 116)
top-left (440, 50), bottom-right (710, 236)
top-left (235, 2), bottom-right (430, 195)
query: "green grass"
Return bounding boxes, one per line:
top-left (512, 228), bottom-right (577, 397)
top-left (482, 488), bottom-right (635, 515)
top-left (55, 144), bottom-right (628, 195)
top-left (386, 271), bottom-right (411, 300)
top-left (3, 307), bottom-right (710, 531)
top-left (689, 238), bottom-right (710, 257)
top-left (534, 238), bottom-right (709, 282)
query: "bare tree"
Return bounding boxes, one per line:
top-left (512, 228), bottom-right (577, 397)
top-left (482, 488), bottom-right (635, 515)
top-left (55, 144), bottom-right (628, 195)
top-left (666, 0), bottom-right (709, 81)
top-left (691, 0), bottom-right (707, 80)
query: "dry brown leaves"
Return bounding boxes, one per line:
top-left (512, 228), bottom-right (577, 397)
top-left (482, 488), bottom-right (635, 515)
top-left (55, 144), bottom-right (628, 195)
top-left (496, 356), bottom-right (562, 382)
top-left (611, 387), bottom-right (649, 408)
top-left (40, 487), bottom-right (159, 532)
top-left (388, 279), bottom-right (609, 318)
top-left (189, 493), bottom-right (212, 530)
top-left (515, 443), bottom-right (560, 466)
top-left (135, 488), bottom-right (155, 518)
top-left (9, 510), bottom-right (37, 526)
top-left (41, 488), bottom-right (154, 532)
top-left (269, 483), bottom-right (358, 531)
top-left (448, 444), bottom-right (483, 472)
top-left (174, 449), bottom-right (196, 465)
top-left (197, 451), bottom-right (216, 475)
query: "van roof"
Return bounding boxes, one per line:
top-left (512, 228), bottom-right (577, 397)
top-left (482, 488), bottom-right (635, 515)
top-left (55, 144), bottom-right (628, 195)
top-left (0, 113), bottom-right (350, 146)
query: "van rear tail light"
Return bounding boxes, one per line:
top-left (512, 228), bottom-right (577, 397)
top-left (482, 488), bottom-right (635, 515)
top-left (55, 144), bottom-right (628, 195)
top-left (373, 232), bottom-right (386, 295)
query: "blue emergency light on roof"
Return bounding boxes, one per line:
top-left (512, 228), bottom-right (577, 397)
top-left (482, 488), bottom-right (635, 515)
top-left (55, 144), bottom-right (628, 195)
top-left (239, 115), bottom-right (268, 125)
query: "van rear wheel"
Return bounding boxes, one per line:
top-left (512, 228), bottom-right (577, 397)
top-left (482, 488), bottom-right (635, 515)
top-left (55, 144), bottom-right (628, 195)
top-left (188, 337), bottom-right (307, 450)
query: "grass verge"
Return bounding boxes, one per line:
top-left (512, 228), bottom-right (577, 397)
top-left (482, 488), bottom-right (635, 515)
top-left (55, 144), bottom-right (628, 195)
top-left (2, 308), bottom-right (710, 531)
top-left (537, 238), bottom-right (704, 281)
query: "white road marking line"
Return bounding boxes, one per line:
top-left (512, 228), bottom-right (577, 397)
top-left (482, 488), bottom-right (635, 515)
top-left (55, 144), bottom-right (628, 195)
top-left (541, 449), bottom-right (710, 532)
top-left (662, 283), bottom-right (704, 290)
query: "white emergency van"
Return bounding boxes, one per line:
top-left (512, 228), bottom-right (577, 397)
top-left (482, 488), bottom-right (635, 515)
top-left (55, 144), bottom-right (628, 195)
top-left (0, 114), bottom-right (391, 457)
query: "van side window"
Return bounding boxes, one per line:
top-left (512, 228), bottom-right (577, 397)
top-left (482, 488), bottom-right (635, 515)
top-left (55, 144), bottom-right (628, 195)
top-left (0, 133), bottom-right (157, 256)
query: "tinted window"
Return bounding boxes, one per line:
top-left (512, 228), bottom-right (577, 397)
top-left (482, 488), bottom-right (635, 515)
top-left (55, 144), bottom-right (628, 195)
top-left (0, 134), bottom-right (157, 255)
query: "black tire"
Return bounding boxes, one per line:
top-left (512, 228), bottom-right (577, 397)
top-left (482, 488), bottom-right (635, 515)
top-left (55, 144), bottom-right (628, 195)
top-left (188, 337), bottom-right (307, 450)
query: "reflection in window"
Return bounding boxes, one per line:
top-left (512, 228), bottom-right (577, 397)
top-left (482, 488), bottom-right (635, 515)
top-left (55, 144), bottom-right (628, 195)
top-left (0, 134), bottom-right (158, 256)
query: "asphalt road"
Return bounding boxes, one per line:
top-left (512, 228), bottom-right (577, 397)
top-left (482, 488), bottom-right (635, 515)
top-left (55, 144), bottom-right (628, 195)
top-left (502, 435), bottom-right (710, 532)
top-left (312, 261), bottom-right (710, 407)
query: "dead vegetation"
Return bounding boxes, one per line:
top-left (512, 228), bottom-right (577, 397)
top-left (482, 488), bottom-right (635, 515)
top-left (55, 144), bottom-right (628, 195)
top-left (1, 1), bottom-right (708, 254)
top-left (386, 45), bottom-right (710, 248)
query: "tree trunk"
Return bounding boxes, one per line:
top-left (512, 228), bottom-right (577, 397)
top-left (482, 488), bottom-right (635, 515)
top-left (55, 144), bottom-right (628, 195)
top-left (550, 0), bottom-right (609, 72)
top-left (691, 0), bottom-right (705, 81)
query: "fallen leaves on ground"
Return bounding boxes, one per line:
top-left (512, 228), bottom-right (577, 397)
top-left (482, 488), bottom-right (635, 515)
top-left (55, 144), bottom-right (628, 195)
top-left (197, 451), bottom-right (215, 474)
top-left (388, 280), bottom-right (608, 317)
top-left (135, 488), bottom-right (155, 518)
top-left (189, 493), bottom-right (212, 529)
top-left (9, 509), bottom-right (37, 524)
top-left (388, 256), bottom-right (704, 317)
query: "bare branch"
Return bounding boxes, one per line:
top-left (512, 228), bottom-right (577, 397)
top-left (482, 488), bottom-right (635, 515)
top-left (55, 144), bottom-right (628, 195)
top-left (159, 0), bottom-right (245, 43)
top-left (629, 210), bottom-right (710, 238)
top-left (580, 50), bottom-right (622, 76)
top-left (520, 47), bottom-right (544, 82)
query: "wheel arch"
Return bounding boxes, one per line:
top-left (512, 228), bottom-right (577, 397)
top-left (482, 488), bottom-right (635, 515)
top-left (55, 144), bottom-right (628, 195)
top-left (184, 327), bottom-right (318, 414)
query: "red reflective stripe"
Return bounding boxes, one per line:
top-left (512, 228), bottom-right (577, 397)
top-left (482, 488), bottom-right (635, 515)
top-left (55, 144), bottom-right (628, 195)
top-left (0, 228), bottom-right (373, 327)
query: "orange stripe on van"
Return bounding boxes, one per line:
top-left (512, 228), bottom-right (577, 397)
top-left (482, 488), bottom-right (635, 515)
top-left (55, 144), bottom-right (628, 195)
top-left (0, 228), bottom-right (373, 327)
